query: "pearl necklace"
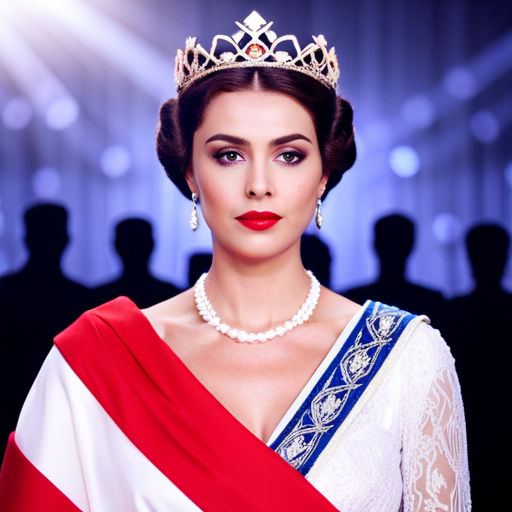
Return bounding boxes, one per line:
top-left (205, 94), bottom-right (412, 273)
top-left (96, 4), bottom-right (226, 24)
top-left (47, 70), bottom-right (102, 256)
top-left (194, 270), bottom-right (321, 343)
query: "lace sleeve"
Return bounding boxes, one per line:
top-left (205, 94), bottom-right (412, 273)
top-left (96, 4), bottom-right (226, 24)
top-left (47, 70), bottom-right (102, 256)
top-left (402, 326), bottom-right (471, 512)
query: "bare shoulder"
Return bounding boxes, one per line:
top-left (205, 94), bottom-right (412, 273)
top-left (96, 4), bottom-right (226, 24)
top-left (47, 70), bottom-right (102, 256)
top-left (314, 286), bottom-right (364, 328)
top-left (141, 288), bottom-right (200, 341)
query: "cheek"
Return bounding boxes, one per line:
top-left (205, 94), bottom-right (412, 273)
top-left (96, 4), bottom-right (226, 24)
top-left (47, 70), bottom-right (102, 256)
top-left (288, 164), bottom-right (324, 203)
top-left (192, 156), bottom-right (218, 198)
top-left (193, 171), bottom-right (233, 228)
top-left (285, 182), bottom-right (320, 223)
top-left (291, 185), bottom-right (315, 205)
top-left (196, 185), bottom-right (221, 224)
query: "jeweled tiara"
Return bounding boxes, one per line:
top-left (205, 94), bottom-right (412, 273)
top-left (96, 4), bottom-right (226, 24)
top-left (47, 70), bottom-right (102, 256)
top-left (175, 11), bottom-right (340, 93)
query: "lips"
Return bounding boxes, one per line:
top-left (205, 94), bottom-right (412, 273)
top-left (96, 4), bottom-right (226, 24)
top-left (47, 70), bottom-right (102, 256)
top-left (235, 211), bottom-right (282, 231)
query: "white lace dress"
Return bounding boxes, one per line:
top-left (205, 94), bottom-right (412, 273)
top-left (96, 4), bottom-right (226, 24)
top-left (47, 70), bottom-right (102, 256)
top-left (267, 312), bottom-right (471, 512)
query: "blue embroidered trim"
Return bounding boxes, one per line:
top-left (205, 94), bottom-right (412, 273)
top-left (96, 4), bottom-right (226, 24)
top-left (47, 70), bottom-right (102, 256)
top-left (269, 301), bottom-right (415, 476)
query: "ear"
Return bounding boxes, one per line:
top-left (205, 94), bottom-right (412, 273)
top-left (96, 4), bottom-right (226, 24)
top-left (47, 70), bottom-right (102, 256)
top-left (185, 165), bottom-right (198, 196)
top-left (317, 172), bottom-right (329, 198)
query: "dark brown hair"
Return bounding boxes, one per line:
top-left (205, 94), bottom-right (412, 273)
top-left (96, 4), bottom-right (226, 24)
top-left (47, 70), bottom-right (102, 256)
top-left (156, 67), bottom-right (356, 200)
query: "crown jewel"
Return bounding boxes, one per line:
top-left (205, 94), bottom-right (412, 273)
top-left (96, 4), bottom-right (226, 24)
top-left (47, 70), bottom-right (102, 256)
top-left (175, 11), bottom-right (340, 93)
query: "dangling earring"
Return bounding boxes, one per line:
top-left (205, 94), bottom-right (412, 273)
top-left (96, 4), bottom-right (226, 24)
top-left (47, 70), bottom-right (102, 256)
top-left (190, 193), bottom-right (199, 231)
top-left (315, 198), bottom-right (323, 229)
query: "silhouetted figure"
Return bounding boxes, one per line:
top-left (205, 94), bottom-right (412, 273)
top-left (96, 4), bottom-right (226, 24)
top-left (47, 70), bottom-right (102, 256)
top-left (446, 224), bottom-right (512, 510)
top-left (0, 204), bottom-right (91, 461)
top-left (188, 253), bottom-right (212, 288)
top-left (301, 235), bottom-right (332, 288)
top-left (93, 218), bottom-right (180, 308)
top-left (343, 214), bottom-right (445, 323)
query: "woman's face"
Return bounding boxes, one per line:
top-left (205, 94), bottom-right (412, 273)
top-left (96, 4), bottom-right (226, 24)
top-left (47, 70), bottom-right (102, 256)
top-left (187, 89), bottom-right (327, 262)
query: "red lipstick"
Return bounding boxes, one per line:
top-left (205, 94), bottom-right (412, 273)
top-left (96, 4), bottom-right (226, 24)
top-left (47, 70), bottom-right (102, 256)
top-left (236, 211), bottom-right (282, 231)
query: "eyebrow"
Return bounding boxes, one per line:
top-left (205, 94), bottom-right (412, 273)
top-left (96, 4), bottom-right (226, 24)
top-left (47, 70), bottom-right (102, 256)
top-left (205, 134), bottom-right (249, 145)
top-left (205, 133), bottom-right (312, 146)
top-left (270, 133), bottom-right (312, 146)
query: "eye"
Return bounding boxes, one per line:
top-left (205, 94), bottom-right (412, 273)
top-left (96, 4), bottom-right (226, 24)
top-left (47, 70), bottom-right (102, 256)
top-left (277, 150), bottom-right (304, 165)
top-left (224, 151), bottom-right (239, 162)
top-left (214, 150), bottom-right (244, 165)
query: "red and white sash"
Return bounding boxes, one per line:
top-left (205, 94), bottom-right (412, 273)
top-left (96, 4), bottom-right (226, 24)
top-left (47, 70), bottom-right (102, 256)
top-left (0, 297), bottom-right (339, 512)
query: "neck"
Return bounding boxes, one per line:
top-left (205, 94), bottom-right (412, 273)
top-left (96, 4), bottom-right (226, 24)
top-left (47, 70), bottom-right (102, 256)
top-left (202, 242), bottom-right (313, 334)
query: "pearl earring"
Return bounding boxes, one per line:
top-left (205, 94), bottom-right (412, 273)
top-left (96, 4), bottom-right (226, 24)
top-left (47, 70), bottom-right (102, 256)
top-left (190, 193), bottom-right (199, 231)
top-left (315, 198), bottom-right (323, 229)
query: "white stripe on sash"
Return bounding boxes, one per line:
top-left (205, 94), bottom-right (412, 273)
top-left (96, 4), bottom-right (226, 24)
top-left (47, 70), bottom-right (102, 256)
top-left (16, 347), bottom-right (203, 512)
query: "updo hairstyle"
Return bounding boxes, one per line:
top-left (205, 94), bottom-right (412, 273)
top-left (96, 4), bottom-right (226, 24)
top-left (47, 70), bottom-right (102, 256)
top-left (156, 67), bottom-right (356, 200)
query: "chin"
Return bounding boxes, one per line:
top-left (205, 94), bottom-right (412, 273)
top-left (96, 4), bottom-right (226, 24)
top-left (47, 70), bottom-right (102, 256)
top-left (214, 232), bottom-right (298, 262)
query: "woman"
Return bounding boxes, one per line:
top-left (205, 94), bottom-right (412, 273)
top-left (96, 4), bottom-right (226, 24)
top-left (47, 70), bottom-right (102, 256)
top-left (0, 12), bottom-right (470, 512)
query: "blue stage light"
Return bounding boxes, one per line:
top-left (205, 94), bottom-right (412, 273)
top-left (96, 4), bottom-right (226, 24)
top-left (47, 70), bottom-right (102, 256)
top-left (433, 213), bottom-right (462, 244)
top-left (0, 16), bottom-right (80, 129)
top-left (45, 97), bottom-right (80, 130)
top-left (2, 96), bottom-right (32, 130)
top-left (389, 146), bottom-right (420, 177)
top-left (100, 144), bottom-right (131, 178)
top-left (470, 110), bottom-right (500, 143)
top-left (28, 0), bottom-right (171, 101)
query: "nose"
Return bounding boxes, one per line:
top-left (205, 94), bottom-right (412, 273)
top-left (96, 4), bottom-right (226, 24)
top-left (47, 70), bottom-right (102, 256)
top-left (245, 159), bottom-right (274, 198)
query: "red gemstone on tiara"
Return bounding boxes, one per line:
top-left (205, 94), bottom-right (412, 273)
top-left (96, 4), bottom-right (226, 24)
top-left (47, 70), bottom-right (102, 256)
top-left (246, 44), bottom-right (265, 59)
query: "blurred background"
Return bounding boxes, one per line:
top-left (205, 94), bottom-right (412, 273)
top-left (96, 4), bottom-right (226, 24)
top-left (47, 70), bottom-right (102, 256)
top-left (0, 0), bottom-right (511, 294)
top-left (1, 0), bottom-right (511, 504)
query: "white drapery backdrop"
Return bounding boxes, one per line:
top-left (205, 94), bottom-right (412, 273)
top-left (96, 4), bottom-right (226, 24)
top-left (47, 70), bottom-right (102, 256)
top-left (0, 0), bottom-right (511, 294)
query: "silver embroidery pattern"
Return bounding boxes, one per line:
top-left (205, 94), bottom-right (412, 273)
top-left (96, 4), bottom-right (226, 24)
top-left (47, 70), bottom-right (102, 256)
top-left (274, 304), bottom-right (409, 472)
top-left (303, 322), bottom-right (471, 511)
